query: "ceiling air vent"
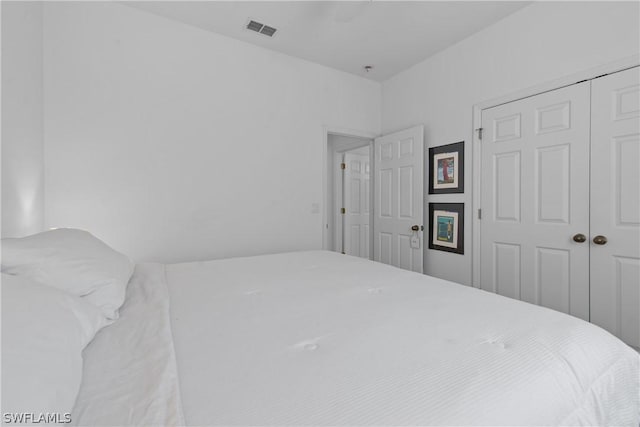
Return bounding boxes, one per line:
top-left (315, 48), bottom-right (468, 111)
top-left (246, 20), bottom-right (277, 37)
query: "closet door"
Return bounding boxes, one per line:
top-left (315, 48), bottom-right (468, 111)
top-left (590, 67), bottom-right (640, 348)
top-left (480, 82), bottom-right (591, 320)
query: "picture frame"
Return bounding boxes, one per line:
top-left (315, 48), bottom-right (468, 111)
top-left (428, 141), bottom-right (464, 194)
top-left (429, 203), bottom-right (464, 254)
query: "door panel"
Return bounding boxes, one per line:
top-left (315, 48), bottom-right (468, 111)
top-left (536, 247), bottom-right (570, 313)
top-left (374, 126), bottom-right (424, 273)
top-left (590, 67), bottom-right (640, 348)
top-left (379, 232), bottom-right (392, 264)
top-left (494, 151), bottom-right (521, 222)
top-left (536, 144), bottom-right (570, 223)
top-left (480, 82), bottom-right (591, 320)
top-left (494, 242), bottom-right (521, 300)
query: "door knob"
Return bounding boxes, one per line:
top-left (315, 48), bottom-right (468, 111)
top-left (572, 233), bottom-right (587, 243)
top-left (411, 225), bottom-right (420, 231)
top-left (593, 235), bottom-right (608, 245)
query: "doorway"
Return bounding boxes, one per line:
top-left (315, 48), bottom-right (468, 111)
top-left (323, 125), bottom-right (425, 271)
top-left (326, 133), bottom-right (373, 258)
top-left (340, 145), bottom-right (372, 258)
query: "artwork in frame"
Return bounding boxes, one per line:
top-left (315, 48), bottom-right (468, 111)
top-left (428, 141), bottom-right (464, 194)
top-left (429, 203), bottom-right (464, 254)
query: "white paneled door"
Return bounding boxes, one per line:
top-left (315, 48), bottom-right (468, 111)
top-left (374, 126), bottom-right (424, 273)
top-left (480, 82), bottom-right (591, 320)
top-left (343, 150), bottom-right (370, 259)
top-left (590, 67), bottom-right (640, 348)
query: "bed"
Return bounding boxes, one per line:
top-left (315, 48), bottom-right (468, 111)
top-left (69, 250), bottom-right (639, 426)
top-left (2, 230), bottom-right (638, 426)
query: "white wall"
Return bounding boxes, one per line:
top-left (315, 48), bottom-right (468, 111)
top-left (382, 1), bottom-right (640, 286)
top-left (43, 2), bottom-right (380, 263)
top-left (1, 1), bottom-right (44, 238)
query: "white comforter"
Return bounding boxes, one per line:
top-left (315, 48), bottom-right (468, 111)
top-left (73, 251), bottom-right (639, 426)
top-left (72, 264), bottom-right (184, 426)
top-left (164, 251), bottom-right (639, 426)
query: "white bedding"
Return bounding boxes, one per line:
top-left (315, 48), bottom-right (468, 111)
top-left (71, 264), bottom-right (184, 426)
top-left (164, 251), bottom-right (639, 426)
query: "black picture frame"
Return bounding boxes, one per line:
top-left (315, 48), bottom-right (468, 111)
top-left (429, 203), bottom-right (464, 254)
top-left (428, 141), bottom-right (464, 194)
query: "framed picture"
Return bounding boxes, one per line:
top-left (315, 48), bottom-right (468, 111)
top-left (428, 141), bottom-right (464, 194)
top-left (429, 203), bottom-right (464, 254)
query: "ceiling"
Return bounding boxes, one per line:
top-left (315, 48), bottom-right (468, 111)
top-left (126, 1), bottom-right (531, 81)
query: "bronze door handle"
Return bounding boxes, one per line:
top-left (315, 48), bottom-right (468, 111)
top-left (593, 235), bottom-right (608, 245)
top-left (572, 233), bottom-right (587, 243)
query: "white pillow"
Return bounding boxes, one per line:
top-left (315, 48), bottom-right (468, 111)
top-left (1, 273), bottom-right (107, 420)
top-left (1, 228), bottom-right (134, 319)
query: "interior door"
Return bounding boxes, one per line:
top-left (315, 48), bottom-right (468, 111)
top-left (480, 82), bottom-right (591, 320)
top-left (343, 149), bottom-right (370, 259)
top-left (374, 125), bottom-right (424, 273)
top-left (590, 67), bottom-right (640, 348)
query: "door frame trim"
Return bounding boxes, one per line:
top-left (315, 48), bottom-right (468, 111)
top-left (322, 126), bottom-right (377, 253)
top-left (471, 54), bottom-right (640, 288)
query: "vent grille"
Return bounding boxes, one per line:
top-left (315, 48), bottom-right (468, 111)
top-left (260, 25), bottom-right (277, 37)
top-left (246, 20), bottom-right (277, 37)
top-left (247, 20), bottom-right (263, 32)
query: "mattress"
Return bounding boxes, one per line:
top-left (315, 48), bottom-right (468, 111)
top-left (164, 251), bottom-right (640, 426)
